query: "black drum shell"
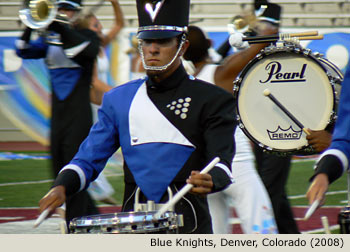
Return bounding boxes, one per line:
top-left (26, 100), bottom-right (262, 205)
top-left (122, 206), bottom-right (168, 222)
top-left (338, 206), bottom-right (350, 234)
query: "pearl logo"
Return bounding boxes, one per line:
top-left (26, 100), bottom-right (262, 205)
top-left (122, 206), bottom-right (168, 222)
top-left (167, 97), bottom-right (191, 119)
top-left (260, 61), bottom-right (307, 84)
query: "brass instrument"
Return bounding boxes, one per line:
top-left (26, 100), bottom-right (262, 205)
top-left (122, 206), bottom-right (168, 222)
top-left (19, 0), bottom-right (107, 29)
top-left (18, 0), bottom-right (107, 45)
top-left (19, 0), bottom-right (59, 29)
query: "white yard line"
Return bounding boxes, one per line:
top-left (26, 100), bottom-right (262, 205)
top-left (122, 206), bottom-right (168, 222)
top-left (289, 190), bottom-right (348, 200)
top-left (291, 156), bottom-right (319, 163)
top-left (302, 225), bottom-right (340, 234)
top-left (0, 173), bottom-right (124, 187)
top-left (0, 217), bottom-right (23, 220)
top-left (0, 179), bottom-right (53, 187)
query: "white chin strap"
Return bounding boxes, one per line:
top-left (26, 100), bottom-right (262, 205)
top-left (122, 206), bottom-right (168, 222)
top-left (139, 34), bottom-right (186, 71)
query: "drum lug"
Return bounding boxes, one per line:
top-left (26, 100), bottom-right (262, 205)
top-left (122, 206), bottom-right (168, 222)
top-left (233, 83), bottom-right (240, 98)
top-left (134, 187), bottom-right (174, 212)
top-left (276, 40), bottom-right (285, 48)
top-left (176, 214), bottom-right (184, 229)
top-left (302, 48), bottom-right (312, 56)
top-left (313, 51), bottom-right (323, 58)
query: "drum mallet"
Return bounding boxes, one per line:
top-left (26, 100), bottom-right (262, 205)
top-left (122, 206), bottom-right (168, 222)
top-left (33, 209), bottom-right (50, 228)
top-left (153, 157), bottom-right (220, 220)
top-left (321, 216), bottom-right (332, 234)
top-left (244, 31), bottom-right (323, 44)
top-left (304, 199), bottom-right (320, 220)
top-left (247, 35), bottom-right (324, 44)
top-left (263, 89), bottom-right (311, 135)
top-left (243, 30), bottom-right (319, 42)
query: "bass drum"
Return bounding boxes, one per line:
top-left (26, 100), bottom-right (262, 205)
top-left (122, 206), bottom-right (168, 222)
top-left (233, 43), bottom-right (342, 155)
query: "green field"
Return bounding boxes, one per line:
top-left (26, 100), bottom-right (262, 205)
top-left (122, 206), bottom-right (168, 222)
top-left (0, 154), bottom-right (347, 208)
top-left (0, 155), bottom-right (125, 207)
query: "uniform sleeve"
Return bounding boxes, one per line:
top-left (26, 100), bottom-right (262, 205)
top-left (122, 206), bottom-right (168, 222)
top-left (202, 89), bottom-right (236, 192)
top-left (15, 28), bottom-right (48, 59)
top-left (310, 64), bottom-right (350, 183)
top-left (54, 92), bottom-right (121, 196)
top-left (48, 21), bottom-right (100, 63)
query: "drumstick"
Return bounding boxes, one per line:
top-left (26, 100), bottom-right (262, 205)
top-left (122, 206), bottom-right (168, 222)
top-left (243, 31), bottom-right (318, 42)
top-left (33, 209), bottom-right (50, 228)
top-left (153, 157), bottom-right (220, 220)
top-left (263, 89), bottom-right (311, 135)
top-left (290, 31), bottom-right (319, 37)
top-left (321, 216), bottom-right (331, 234)
top-left (247, 35), bottom-right (323, 44)
top-left (292, 35), bottom-right (323, 40)
top-left (304, 199), bottom-right (320, 220)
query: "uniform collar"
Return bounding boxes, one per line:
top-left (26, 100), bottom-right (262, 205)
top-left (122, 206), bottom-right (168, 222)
top-left (146, 64), bottom-right (187, 92)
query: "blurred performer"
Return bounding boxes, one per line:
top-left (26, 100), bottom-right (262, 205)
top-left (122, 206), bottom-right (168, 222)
top-left (217, 0), bottom-right (300, 233)
top-left (76, 0), bottom-right (125, 106)
top-left (37, 0), bottom-right (237, 234)
top-left (15, 0), bottom-right (100, 231)
top-left (306, 63), bottom-right (350, 205)
top-left (183, 24), bottom-right (277, 234)
top-left (75, 0), bottom-right (125, 205)
top-left (251, 1), bottom-right (300, 234)
top-left (127, 35), bottom-right (146, 80)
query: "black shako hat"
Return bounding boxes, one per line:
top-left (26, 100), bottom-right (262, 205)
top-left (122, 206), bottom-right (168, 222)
top-left (136, 0), bottom-right (190, 39)
top-left (254, 0), bottom-right (282, 25)
top-left (57, 0), bottom-right (82, 11)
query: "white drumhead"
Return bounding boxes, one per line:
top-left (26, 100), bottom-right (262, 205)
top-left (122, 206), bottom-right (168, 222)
top-left (237, 51), bottom-right (334, 152)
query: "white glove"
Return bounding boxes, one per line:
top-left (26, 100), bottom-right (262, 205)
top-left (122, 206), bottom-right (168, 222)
top-left (208, 48), bottom-right (222, 63)
top-left (229, 32), bottom-right (250, 50)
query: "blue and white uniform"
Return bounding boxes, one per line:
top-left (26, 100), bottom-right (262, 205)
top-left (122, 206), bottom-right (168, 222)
top-left (15, 23), bottom-right (101, 226)
top-left (312, 64), bottom-right (350, 181)
top-left (54, 65), bottom-right (237, 233)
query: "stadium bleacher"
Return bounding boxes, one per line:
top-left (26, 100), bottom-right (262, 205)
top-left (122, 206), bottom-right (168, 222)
top-left (0, 0), bottom-right (349, 31)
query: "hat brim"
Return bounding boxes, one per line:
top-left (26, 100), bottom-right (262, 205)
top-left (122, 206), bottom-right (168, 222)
top-left (137, 30), bottom-right (183, 39)
top-left (58, 3), bottom-right (80, 10)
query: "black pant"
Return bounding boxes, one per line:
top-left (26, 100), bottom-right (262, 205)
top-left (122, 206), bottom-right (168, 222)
top-left (50, 89), bottom-right (99, 231)
top-left (254, 144), bottom-right (300, 234)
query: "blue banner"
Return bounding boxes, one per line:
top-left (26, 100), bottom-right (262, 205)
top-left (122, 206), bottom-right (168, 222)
top-left (0, 34), bottom-right (50, 145)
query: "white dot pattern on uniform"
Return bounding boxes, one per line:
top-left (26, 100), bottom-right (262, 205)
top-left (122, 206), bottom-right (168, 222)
top-left (166, 97), bottom-right (191, 120)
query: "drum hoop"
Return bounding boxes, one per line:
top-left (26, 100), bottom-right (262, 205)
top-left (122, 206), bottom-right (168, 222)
top-left (238, 45), bottom-right (334, 83)
top-left (318, 58), bottom-right (344, 83)
top-left (69, 211), bottom-right (180, 234)
top-left (234, 45), bottom-right (337, 154)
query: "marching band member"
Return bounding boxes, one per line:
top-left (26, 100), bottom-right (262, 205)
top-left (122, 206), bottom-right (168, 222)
top-left (37, 0), bottom-right (236, 234)
top-left (183, 24), bottom-right (278, 234)
top-left (307, 63), bottom-right (350, 206)
top-left (15, 0), bottom-right (100, 231)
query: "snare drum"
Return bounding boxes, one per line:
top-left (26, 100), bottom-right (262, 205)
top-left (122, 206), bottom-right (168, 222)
top-left (69, 211), bottom-right (182, 234)
top-left (234, 43), bottom-right (342, 154)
